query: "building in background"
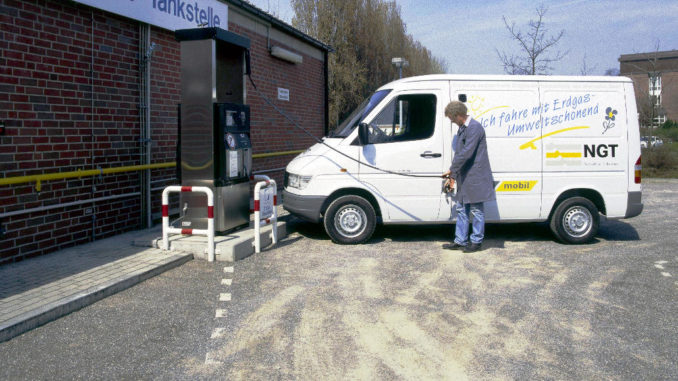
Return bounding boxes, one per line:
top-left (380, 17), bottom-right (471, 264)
top-left (619, 50), bottom-right (678, 128)
top-left (0, 0), bottom-right (330, 264)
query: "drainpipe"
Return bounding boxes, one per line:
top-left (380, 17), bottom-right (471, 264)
top-left (324, 49), bottom-right (329, 136)
top-left (139, 24), bottom-right (153, 228)
top-left (90, 10), bottom-right (96, 240)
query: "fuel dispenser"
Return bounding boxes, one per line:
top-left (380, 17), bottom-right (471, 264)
top-left (175, 28), bottom-right (252, 232)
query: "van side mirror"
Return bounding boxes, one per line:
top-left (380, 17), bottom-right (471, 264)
top-left (358, 122), bottom-right (369, 145)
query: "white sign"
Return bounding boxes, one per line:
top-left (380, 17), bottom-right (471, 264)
top-left (72, 0), bottom-right (228, 31)
top-left (228, 150), bottom-right (238, 178)
top-left (259, 187), bottom-right (275, 218)
top-left (277, 88), bottom-right (290, 101)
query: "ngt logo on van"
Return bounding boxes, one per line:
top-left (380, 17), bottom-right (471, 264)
top-left (544, 143), bottom-right (621, 167)
top-left (283, 75), bottom-right (643, 246)
top-left (584, 144), bottom-right (618, 157)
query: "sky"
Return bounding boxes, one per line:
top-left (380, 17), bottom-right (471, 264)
top-left (245, 0), bottom-right (678, 76)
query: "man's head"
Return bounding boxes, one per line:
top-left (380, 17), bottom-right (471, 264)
top-left (445, 101), bottom-right (468, 127)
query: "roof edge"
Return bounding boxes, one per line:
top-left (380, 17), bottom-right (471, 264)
top-left (378, 74), bottom-right (633, 89)
top-left (619, 50), bottom-right (678, 62)
top-left (223, 0), bottom-right (333, 52)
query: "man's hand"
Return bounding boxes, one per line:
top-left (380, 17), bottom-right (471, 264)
top-left (444, 178), bottom-right (455, 193)
top-left (441, 170), bottom-right (451, 178)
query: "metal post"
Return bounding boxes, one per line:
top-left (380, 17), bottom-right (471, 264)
top-left (162, 185), bottom-right (215, 261)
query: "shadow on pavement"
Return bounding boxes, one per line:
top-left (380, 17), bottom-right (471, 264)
top-left (285, 215), bottom-right (641, 249)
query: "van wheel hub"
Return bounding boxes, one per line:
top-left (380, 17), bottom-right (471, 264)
top-left (335, 206), bottom-right (366, 238)
top-left (563, 207), bottom-right (592, 237)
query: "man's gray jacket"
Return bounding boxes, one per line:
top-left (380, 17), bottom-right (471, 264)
top-left (450, 118), bottom-right (496, 204)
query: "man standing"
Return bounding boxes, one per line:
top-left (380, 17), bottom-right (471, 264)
top-left (442, 101), bottom-right (495, 252)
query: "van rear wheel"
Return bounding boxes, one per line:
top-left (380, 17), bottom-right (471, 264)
top-left (323, 195), bottom-right (376, 244)
top-left (549, 197), bottom-right (599, 244)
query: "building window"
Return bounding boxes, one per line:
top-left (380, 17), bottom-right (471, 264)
top-left (651, 94), bottom-right (661, 107)
top-left (649, 75), bottom-right (661, 105)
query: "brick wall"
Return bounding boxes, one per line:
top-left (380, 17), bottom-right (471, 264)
top-left (231, 23), bottom-right (325, 185)
top-left (148, 26), bottom-right (181, 217)
top-left (0, 0), bottom-right (326, 264)
top-left (0, 0), bottom-right (143, 265)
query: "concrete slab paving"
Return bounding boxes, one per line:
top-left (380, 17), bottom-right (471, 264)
top-left (0, 228), bottom-right (193, 343)
top-left (1, 212), bottom-right (290, 343)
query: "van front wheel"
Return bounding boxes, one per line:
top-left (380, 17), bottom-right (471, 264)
top-left (323, 195), bottom-right (376, 244)
top-left (549, 197), bottom-right (599, 244)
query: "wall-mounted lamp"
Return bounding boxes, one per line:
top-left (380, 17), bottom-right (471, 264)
top-left (270, 46), bottom-right (303, 64)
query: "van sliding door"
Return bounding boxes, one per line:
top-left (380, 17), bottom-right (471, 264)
top-left (445, 81), bottom-right (543, 221)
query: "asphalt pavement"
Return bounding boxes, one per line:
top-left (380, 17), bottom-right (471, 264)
top-left (1, 179), bottom-right (677, 380)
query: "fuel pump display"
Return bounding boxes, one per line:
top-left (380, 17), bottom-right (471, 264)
top-left (215, 103), bottom-right (252, 184)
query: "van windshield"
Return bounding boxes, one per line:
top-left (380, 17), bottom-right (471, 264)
top-left (332, 89), bottom-right (391, 137)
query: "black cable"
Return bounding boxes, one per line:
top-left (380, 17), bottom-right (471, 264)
top-left (247, 74), bottom-right (444, 179)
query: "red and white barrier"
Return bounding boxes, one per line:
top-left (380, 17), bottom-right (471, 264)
top-left (162, 185), bottom-right (215, 262)
top-left (251, 175), bottom-right (278, 253)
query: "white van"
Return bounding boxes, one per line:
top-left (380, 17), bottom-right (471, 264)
top-left (283, 75), bottom-right (643, 244)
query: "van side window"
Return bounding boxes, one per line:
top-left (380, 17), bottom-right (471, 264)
top-left (367, 94), bottom-right (436, 144)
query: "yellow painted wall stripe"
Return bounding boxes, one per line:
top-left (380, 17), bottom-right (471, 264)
top-left (252, 149), bottom-right (304, 159)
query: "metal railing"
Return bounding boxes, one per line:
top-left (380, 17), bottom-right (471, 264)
top-left (162, 186), bottom-right (215, 262)
top-left (251, 175), bottom-right (278, 253)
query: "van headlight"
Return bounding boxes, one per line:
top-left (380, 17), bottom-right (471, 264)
top-left (286, 172), bottom-right (313, 190)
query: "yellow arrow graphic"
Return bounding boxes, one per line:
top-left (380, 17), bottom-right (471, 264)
top-left (519, 126), bottom-right (590, 150)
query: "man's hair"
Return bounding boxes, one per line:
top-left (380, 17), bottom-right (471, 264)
top-left (445, 101), bottom-right (467, 118)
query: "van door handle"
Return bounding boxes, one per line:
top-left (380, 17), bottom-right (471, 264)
top-left (420, 152), bottom-right (441, 158)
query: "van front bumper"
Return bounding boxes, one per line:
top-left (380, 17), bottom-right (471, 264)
top-left (283, 190), bottom-right (326, 223)
top-left (625, 191), bottom-right (643, 218)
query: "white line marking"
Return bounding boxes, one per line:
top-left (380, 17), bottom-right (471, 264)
top-left (655, 260), bottom-right (668, 265)
top-left (221, 278), bottom-right (232, 286)
top-left (655, 264), bottom-right (665, 270)
top-left (661, 272), bottom-right (672, 277)
top-left (211, 327), bottom-right (226, 339)
top-left (205, 352), bottom-right (223, 365)
top-left (219, 293), bottom-right (231, 301)
top-left (223, 266), bottom-right (234, 273)
top-left (215, 309), bottom-right (227, 318)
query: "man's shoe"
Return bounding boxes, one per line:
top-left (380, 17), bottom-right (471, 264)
top-left (463, 242), bottom-right (482, 253)
top-left (442, 242), bottom-right (466, 250)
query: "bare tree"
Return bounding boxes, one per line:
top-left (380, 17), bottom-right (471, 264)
top-left (604, 68), bottom-right (620, 76)
top-left (579, 52), bottom-right (597, 76)
top-left (496, 4), bottom-right (568, 75)
top-left (622, 41), bottom-right (671, 129)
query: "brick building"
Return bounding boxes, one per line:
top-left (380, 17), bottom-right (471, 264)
top-left (619, 50), bottom-right (678, 127)
top-left (0, 0), bottom-right (330, 264)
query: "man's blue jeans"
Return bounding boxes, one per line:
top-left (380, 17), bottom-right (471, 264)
top-left (454, 202), bottom-right (485, 245)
